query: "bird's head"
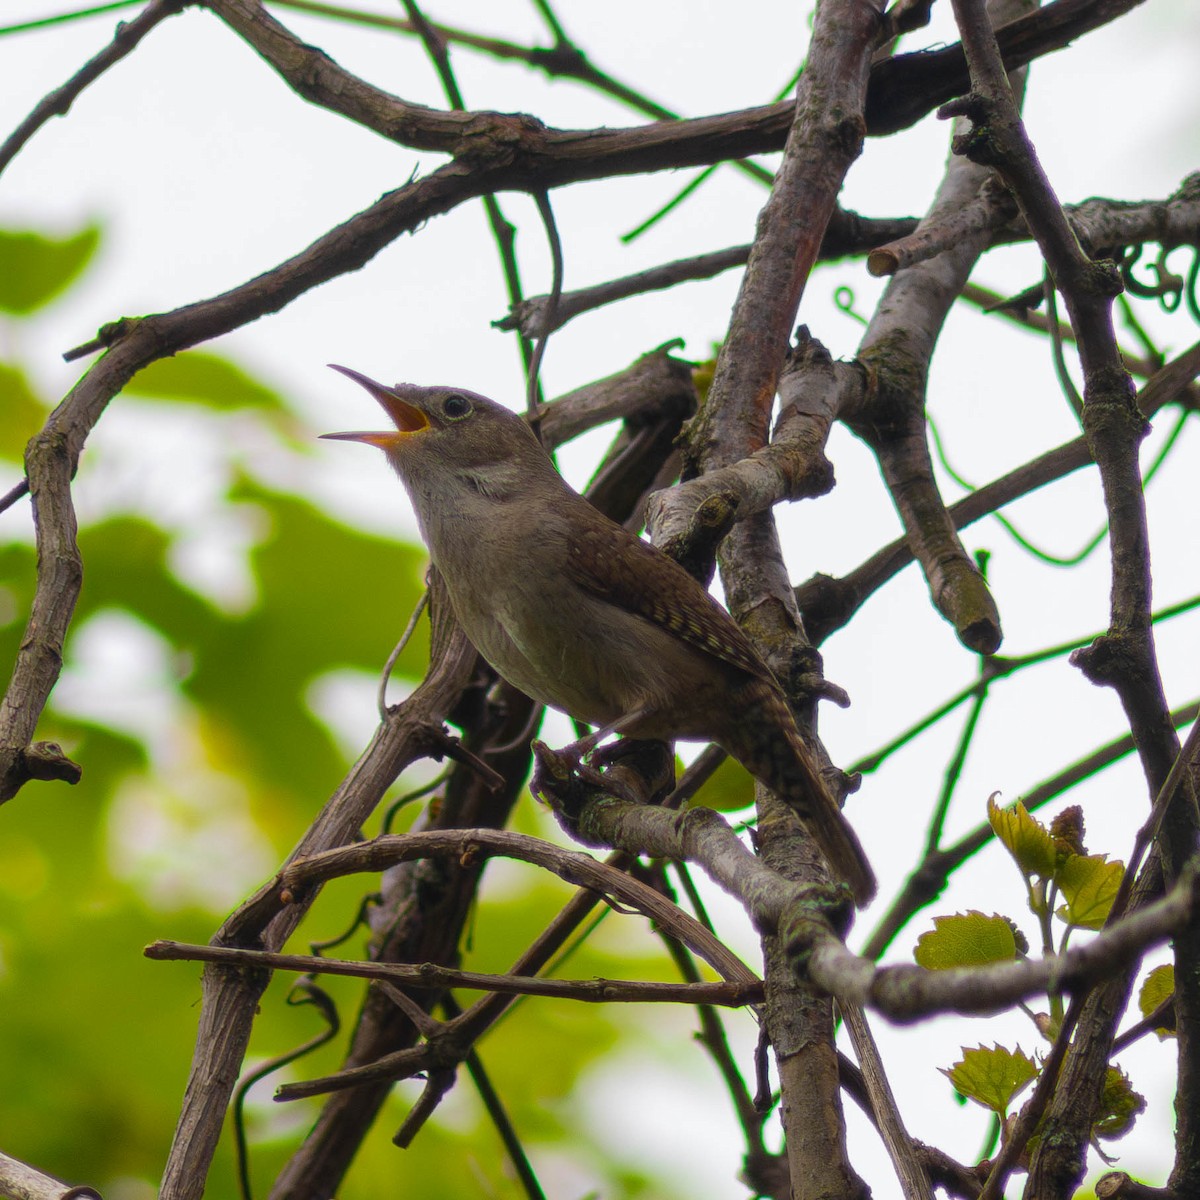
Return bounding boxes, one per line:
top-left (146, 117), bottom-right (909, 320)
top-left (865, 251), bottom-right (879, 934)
top-left (323, 365), bottom-right (549, 501)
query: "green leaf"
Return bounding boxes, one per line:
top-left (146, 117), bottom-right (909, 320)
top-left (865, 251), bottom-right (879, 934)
top-left (692, 753), bottom-right (754, 811)
top-left (0, 361), bottom-right (49, 460)
top-left (941, 1044), bottom-right (1038, 1116)
top-left (124, 351), bottom-right (289, 414)
top-left (988, 795), bottom-right (1057, 879)
top-left (1055, 853), bottom-right (1124, 930)
top-left (0, 224), bottom-right (101, 314)
top-left (914, 911), bottom-right (1020, 970)
top-left (1137, 964), bottom-right (1175, 1038)
top-left (1093, 1065), bottom-right (1146, 1139)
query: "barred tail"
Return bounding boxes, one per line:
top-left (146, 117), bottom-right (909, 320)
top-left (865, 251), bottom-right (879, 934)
top-left (726, 681), bottom-right (877, 905)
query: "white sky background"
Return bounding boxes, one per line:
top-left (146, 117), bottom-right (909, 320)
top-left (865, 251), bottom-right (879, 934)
top-left (1, 0), bottom-right (1199, 1196)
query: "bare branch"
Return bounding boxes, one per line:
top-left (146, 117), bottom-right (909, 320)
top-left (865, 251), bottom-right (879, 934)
top-left (205, 0), bottom-right (1147, 174)
top-left (943, 2), bottom-right (1189, 1190)
top-left (0, 0), bottom-right (187, 179)
top-left (279, 829), bottom-right (757, 988)
top-left (146, 939), bottom-right (763, 1006)
top-left (798, 340), bottom-right (1200, 644)
top-left (645, 330), bottom-right (840, 554)
top-left (841, 0), bottom-right (1038, 656)
top-left (806, 862), bottom-right (1197, 1022)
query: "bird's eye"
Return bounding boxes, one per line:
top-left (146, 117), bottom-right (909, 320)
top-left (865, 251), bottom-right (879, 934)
top-left (441, 393), bottom-right (472, 420)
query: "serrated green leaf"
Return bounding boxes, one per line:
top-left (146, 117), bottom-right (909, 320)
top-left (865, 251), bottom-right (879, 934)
top-left (1055, 853), bottom-right (1124, 930)
top-left (1093, 1065), bottom-right (1146, 1139)
top-left (915, 911), bottom-right (1019, 970)
top-left (124, 351), bottom-right (288, 413)
top-left (988, 795), bottom-right (1057, 879)
top-left (941, 1044), bottom-right (1038, 1116)
top-left (692, 753), bottom-right (754, 812)
top-left (0, 361), bottom-right (49, 460)
top-left (0, 224), bottom-right (101, 314)
top-left (1138, 964), bottom-right (1175, 1038)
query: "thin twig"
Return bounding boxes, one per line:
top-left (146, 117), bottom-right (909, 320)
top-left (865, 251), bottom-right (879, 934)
top-left (377, 589), bottom-right (427, 719)
top-left (232, 980), bottom-right (340, 1200)
top-left (1107, 713), bottom-right (1200, 924)
top-left (1043, 268), bottom-right (1084, 418)
top-left (0, 478), bottom-right (30, 516)
top-left (653, 912), bottom-right (771, 1175)
top-left (147, 939), bottom-right (763, 1005)
top-left (852, 594), bottom-right (1200, 778)
top-left (840, 1001), bottom-right (933, 1199)
top-left (526, 191), bottom-right (564, 423)
top-left (0, 0), bottom-right (187, 178)
top-left (0, 0), bottom-right (144, 36)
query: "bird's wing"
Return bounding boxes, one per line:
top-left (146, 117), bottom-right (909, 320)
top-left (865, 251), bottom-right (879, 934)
top-left (564, 521), bottom-right (770, 681)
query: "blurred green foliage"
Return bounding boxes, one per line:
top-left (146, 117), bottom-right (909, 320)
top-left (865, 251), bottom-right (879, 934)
top-left (0, 222), bottom-right (701, 1199)
top-left (0, 224), bottom-right (100, 315)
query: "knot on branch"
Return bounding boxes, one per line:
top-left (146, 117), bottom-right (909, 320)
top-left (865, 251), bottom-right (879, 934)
top-left (427, 726), bottom-right (505, 791)
top-left (772, 643), bottom-right (850, 714)
top-left (658, 490), bottom-right (739, 586)
top-left (907, 848), bottom-right (958, 909)
top-left (772, 428), bottom-right (836, 500)
top-left (64, 315), bottom-right (143, 362)
top-left (1082, 258), bottom-right (1125, 299)
top-left (940, 93), bottom-right (1004, 167)
top-left (823, 113), bottom-right (867, 160)
top-left (454, 111), bottom-right (547, 166)
top-left (784, 325), bottom-right (831, 374)
top-left (1081, 375), bottom-right (1149, 444)
top-left (494, 295), bottom-right (551, 338)
top-left (2, 741), bottom-right (84, 799)
top-left (950, 125), bottom-right (1004, 169)
top-left (21, 740), bottom-right (83, 785)
top-left (528, 42), bottom-right (590, 79)
top-left (849, 333), bottom-right (921, 446)
top-left (1070, 633), bottom-right (1140, 688)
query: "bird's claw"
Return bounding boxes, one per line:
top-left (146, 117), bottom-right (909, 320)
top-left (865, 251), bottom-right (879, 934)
top-left (529, 738), bottom-right (643, 808)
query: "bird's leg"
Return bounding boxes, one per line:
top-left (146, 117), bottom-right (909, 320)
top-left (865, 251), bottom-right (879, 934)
top-left (559, 708), bottom-right (651, 763)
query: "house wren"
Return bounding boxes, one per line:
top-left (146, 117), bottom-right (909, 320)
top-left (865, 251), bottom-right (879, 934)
top-left (324, 366), bottom-right (875, 904)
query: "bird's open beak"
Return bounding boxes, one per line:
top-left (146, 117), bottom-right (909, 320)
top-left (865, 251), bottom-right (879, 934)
top-left (322, 364), bottom-right (430, 446)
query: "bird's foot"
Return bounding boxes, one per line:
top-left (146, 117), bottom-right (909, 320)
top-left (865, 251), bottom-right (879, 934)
top-left (529, 738), bottom-right (643, 807)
